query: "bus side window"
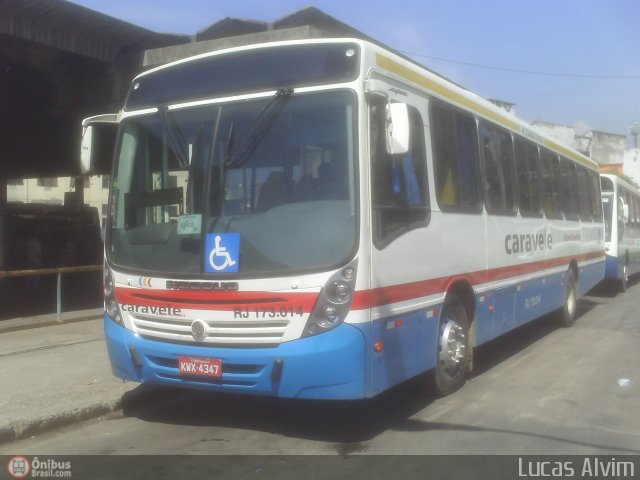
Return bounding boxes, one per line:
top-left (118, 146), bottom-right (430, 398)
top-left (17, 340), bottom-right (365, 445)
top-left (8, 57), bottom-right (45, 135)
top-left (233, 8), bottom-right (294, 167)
top-left (560, 159), bottom-right (578, 220)
top-left (540, 149), bottom-right (561, 219)
top-left (479, 121), bottom-right (515, 214)
top-left (430, 101), bottom-right (480, 211)
top-left (515, 137), bottom-right (542, 217)
top-left (576, 167), bottom-right (592, 221)
top-left (370, 98), bottom-right (429, 246)
top-left (588, 170), bottom-right (602, 221)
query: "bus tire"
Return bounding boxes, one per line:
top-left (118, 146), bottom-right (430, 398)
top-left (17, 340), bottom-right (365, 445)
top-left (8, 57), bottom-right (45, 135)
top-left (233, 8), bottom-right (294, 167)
top-left (559, 270), bottom-right (578, 327)
top-left (619, 262), bottom-right (629, 293)
top-left (432, 294), bottom-right (470, 396)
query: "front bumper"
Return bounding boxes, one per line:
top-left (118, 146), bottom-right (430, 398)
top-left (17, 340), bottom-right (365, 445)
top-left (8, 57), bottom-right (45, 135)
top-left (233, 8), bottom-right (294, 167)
top-left (104, 315), bottom-right (367, 399)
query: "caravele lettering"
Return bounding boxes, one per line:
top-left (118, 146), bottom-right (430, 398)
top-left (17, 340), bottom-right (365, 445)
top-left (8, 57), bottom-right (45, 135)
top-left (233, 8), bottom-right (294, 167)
top-left (121, 304), bottom-right (183, 316)
top-left (505, 233), bottom-right (552, 255)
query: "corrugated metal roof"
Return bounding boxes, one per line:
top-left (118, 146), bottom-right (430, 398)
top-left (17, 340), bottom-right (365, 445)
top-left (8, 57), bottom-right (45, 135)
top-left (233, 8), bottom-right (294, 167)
top-left (0, 0), bottom-right (189, 62)
top-left (196, 17), bottom-right (267, 42)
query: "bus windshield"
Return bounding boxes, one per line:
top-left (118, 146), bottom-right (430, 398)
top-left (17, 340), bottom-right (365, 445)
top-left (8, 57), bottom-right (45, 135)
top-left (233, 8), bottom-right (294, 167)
top-left (108, 90), bottom-right (357, 277)
top-left (602, 192), bottom-right (613, 242)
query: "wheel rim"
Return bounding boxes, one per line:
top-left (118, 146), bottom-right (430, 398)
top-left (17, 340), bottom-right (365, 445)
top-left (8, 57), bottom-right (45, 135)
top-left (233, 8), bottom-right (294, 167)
top-left (567, 283), bottom-right (576, 318)
top-left (439, 315), bottom-right (467, 377)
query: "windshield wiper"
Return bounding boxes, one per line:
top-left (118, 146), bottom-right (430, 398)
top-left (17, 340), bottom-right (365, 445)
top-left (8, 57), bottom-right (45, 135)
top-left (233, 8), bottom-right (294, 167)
top-left (185, 126), bottom-right (202, 213)
top-left (224, 87), bottom-right (293, 168)
top-left (158, 105), bottom-right (189, 169)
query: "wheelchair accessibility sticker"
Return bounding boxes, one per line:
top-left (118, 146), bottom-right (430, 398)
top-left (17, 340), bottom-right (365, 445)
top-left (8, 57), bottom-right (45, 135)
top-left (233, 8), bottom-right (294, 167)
top-left (205, 233), bottom-right (240, 273)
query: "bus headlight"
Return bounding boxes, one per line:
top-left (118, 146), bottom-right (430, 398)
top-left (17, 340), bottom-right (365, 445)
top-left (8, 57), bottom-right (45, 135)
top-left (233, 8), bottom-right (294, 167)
top-left (327, 281), bottom-right (352, 304)
top-left (319, 305), bottom-right (340, 326)
top-left (104, 264), bottom-right (123, 325)
top-left (303, 260), bottom-right (357, 337)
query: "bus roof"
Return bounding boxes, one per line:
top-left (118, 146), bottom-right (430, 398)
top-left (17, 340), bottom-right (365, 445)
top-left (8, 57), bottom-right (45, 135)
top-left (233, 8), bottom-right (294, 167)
top-left (128, 37), bottom-right (598, 171)
top-left (600, 173), bottom-right (640, 192)
top-left (367, 42), bottom-right (598, 171)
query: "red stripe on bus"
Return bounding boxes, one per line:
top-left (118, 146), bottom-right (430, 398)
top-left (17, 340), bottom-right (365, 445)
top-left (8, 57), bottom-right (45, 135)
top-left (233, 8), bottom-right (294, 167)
top-left (115, 251), bottom-right (603, 313)
top-left (351, 251), bottom-right (605, 310)
top-left (115, 288), bottom-right (320, 312)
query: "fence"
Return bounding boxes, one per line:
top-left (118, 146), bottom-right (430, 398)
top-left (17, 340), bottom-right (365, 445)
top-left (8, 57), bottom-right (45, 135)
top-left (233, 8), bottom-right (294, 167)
top-left (0, 265), bottom-right (102, 321)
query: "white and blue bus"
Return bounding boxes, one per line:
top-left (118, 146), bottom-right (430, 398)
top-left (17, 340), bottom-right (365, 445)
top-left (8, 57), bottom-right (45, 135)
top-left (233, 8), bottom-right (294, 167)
top-left (600, 173), bottom-right (640, 291)
top-left (82, 38), bottom-right (605, 399)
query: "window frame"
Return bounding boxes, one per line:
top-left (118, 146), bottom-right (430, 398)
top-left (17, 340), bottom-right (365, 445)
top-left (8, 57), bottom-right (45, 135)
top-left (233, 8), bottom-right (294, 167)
top-left (576, 166), bottom-right (593, 222)
top-left (540, 148), bottom-right (562, 220)
top-left (588, 170), bottom-right (602, 222)
top-left (514, 136), bottom-right (543, 218)
top-left (370, 98), bottom-right (431, 248)
top-left (429, 99), bottom-right (482, 214)
top-left (478, 120), bottom-right (517, 216)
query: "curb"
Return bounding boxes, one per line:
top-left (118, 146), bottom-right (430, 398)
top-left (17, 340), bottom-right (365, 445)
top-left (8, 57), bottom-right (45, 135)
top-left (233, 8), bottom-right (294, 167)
top-left (0, 385), bottom-right (181, 446)
top-left (0, 399), bottom-right (122, 445)
top-left (0, 308), bottom-right (103, 334)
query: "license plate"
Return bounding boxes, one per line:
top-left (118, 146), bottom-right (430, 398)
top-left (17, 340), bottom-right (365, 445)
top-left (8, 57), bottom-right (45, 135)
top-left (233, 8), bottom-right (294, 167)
top-left (178, 356), bottom-right (222, 378)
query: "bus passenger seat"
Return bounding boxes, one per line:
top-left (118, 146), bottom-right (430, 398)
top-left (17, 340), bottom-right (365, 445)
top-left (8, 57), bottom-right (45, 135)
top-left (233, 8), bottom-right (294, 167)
top-left (257, 171), bottom-right (287, 212)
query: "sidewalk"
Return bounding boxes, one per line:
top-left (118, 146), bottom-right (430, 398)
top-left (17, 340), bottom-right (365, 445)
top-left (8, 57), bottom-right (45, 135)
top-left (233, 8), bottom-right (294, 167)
top-left (0, 313), bottom-right (137, 444)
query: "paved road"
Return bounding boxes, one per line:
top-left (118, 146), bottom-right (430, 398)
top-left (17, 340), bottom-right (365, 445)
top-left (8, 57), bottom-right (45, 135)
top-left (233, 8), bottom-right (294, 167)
top-left (2, 281), bottom-right (639, 457)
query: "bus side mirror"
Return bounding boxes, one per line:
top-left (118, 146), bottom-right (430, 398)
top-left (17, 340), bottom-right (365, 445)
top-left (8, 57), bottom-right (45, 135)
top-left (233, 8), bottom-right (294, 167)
top-left (80, 125), bottom-right (94, 174)
top-left (385, 103), bottom-right (410, 156)
top-left (623, 204), bottom-right (630, 223)
top-left (80, 114), bottom-right (118, 175)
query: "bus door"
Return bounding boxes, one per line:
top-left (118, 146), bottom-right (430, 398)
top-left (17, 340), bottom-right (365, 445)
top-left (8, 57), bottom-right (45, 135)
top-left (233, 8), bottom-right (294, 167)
top-left (366, 77), bottom-right (436, 394)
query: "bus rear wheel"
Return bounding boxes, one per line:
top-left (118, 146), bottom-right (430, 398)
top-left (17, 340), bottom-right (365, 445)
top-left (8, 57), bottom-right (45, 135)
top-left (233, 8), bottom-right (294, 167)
top-left (559, 270), bottom-right (577, 327)
top-left (432, 295), bottom-right (470, 396)
top-left (620, 263), bottom-right (629, 292)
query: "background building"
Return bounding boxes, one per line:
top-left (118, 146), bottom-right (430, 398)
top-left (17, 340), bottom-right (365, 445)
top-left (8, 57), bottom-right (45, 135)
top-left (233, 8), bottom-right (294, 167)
top-left (533, 120), bottom-right (638, 185)
top-left (4, 1), bottom-right (640, 226)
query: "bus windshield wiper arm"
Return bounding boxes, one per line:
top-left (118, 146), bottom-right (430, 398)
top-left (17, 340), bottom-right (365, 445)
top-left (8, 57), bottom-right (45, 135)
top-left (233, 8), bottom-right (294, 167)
top-left (224, 87), bottom-right (293, 168)
top-left (158, 105), bottom-right (189, 169)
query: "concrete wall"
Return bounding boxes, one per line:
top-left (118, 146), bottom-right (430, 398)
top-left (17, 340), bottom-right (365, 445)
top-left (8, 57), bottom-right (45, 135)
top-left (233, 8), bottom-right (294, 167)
top-left (623, 148), bottom-right (640, 185)
top-left (531, 121), bottom-right (576, 149)
top-left (7, 176), bottom-right (110, 228)
top-left (587, 131), bottom-right (626, 166)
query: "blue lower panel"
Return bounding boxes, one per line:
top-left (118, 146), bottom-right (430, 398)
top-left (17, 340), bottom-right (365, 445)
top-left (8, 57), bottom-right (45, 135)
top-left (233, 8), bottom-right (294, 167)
top-left (104, 316), bottom-right (366, 400)
top-left (580, 260), bottom-right (605, 295)
top-left (352, 310), bottom-right (439, 397)
top-left (515, 272), bottom-right (565, 327)
top-left (605, 254), bottom-right (622, 281)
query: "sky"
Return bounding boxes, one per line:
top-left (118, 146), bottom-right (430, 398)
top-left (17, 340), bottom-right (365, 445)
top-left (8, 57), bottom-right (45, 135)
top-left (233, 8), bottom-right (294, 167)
top-left (67, 0), bottom-right (640, 137)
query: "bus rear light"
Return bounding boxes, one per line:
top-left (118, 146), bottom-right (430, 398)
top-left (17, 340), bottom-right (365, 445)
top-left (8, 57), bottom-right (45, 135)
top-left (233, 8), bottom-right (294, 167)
top-left (374, 341), bottom-right (384, 353)
top-left (302, 259), bottom-right (358, 337)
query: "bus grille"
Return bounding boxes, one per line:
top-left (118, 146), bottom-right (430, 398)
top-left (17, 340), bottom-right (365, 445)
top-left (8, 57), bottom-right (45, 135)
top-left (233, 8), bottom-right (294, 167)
top-left (130, 314), bottom-right (289, 346)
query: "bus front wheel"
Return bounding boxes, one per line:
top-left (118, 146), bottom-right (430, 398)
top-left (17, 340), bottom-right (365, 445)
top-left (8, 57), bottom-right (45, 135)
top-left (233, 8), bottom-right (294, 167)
top-left (432, 295), bottom-right (470, 396)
